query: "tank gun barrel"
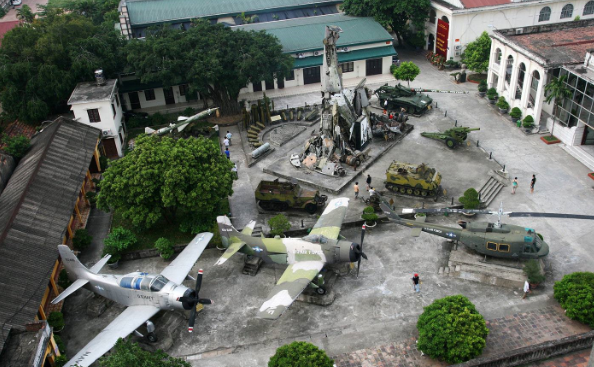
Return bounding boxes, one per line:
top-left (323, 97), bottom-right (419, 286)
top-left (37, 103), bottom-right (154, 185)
top-left (449, 127), bottom-right (480, 132)
top-left (412, 88), bottom-right (469, 94)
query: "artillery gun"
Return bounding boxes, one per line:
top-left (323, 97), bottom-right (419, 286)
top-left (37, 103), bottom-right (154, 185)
top-left (374, 84), bottom-right (469, 115)
top-left (421, 126), bottom-right (480, 149)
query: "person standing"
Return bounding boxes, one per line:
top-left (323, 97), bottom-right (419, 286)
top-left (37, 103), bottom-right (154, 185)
top-left (223, 137), bottom-right (230, 149)
top-left (412, 273), bottom-right (420, 293)
top-left (522, 280), bottom-right (530, 299)
top-left (226, 131), bottom-right (232, 145)
top-left (214, 124), bottom-right (219, 136)
top-left (512, 177), bottom-right (518, 194)
top-left (530, 174), bottom-right (536, 193)
top-left (368, 187), bottom-right (376, 197)
top-left (366, 174), bottom-right (372, 191)
top-left (224, 147), bottom-right (230, 159)
top-left (354, 182), bottom-right (360, 199)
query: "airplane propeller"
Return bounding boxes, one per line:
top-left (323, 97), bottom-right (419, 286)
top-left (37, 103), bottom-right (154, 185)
top-left (178, 269), bottom-right (213, 333)
top-left (355, 224), bottom-right (368, 278)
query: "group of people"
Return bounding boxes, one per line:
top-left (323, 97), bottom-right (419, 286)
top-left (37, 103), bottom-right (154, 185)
top-left (353, 174), bottom-right (375, 199)
top-left (511, 174), bottom-right (537, 195)
top-left (222, 130), bottom-right (232, 159)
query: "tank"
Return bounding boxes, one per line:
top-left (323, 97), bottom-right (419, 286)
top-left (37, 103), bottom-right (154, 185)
top-left (421, 127), bottom-right (480, 149)
top-left (384, 161), bottom-right (442, 198)
top-left (374, 84), bottom-right (468, 115)
top-left (255, 179), bottom-right (328, 214)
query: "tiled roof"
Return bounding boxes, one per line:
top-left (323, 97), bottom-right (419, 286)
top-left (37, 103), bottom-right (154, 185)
top-left (0, 117), bottom-right (100, 354)
top-left (459, 0), bottom-right (509, 8)
top-left (126, 0), bottom-right (341, 26)
top-left (235, 14), bottom-right (393, 53)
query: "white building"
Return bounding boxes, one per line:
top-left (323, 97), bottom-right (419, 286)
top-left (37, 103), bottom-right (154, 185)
top-left (68, 77), bottom-right (125, 158)
top-left (428, 0), bottom-right (594, 60)
top-left (487, 19), bottom-right (594, 168)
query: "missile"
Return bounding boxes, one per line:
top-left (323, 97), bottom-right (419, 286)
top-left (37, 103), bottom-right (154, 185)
top-left (145, 108), bottom-right (219, 135)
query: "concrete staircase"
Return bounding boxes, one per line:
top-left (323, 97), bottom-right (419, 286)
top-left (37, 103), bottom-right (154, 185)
top-left (561, 145), bottom-right (594, 171)
top-left (478, 170), bottom-right (507, 207)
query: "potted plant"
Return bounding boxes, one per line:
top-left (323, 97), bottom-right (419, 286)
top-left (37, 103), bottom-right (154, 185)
top-left (486, 88), bottom-right (498, 104)
top-left (459, 188), bottom-right (480, 215)
top-left (496, 97), bottom-right (509, 114)
top-left (478, 80), bottom-right (487, 97)
top-left (414, 212), bottom-right (426, 219)
top-left (522, 115), bottom-right (535, 128)
top-left (510, 107), bottom-right (522, 123)
top-left (72, 228), bottom-right (93, 251)
top-left (155, 237), bottom-right (174, 260)
top-left (85, 191), bottom-right (97, 206)
top-left (47, 311), bottom-right (65, 333)
top-left (268, 214), bottom-right (291, 237)
top-left (445, 59), bottom-right (460, 69)
top-left (102, 227), bottom-right (138, 268)
top-left (361, 206), bottom-right (378, 227)
top-left (523, 259), bottom-right (545, 288)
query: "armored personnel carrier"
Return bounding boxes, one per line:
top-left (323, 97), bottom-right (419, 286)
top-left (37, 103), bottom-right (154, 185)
top-left (255, 179), bottom-right (328, 214)
top-left (374, 84), bottom-right (469, 115)
top-left (384, 161), bottom-right (442, 197)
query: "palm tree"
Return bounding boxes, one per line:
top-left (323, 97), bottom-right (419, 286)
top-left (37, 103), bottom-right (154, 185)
top-left (16, 5), bottom-right (35, 23)
top-left (544, 75), bottom-right (572, 138)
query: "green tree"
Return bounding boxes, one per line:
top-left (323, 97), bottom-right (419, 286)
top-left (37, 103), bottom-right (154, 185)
top-left (1, 134), bottom-right (30, 159)
top-left (126, 20), bottom-right (293, 115)
top-left (459, 188), bottom-right (480, 210)
top-left (97, 135), bottom-right (234, 232)
top-left (62, 0), bottom-right (121, 26)
top-left (0, 12), bottom-right (125, 123)
top-left (554, 272), bottom-right (594, 327)
top-left (417, 295), bottom-right (489, 364)
top-left (102, 227), bottom-right (137, 262)
top-left (268, 341), bottom-right (333, 367)
top-left (461, 32), bottom-right (491, 73)
top-left (392, 61), bottom-right (420, 87)
top-left (544, 75), bottom-right (572, 137)
top-left (341, 0), bottom-right (431, 46)
top-left (268, 214), bottom-right (291, 237)
top-left (16, 5), bottom-right (35, 23)
top-left (100, 338), bottom-right (190, 367)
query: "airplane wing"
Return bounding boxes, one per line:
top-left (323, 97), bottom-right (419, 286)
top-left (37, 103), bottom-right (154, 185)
top-left (64, 305), bottom-right (160, 367)
top-left (308, 197), bottom-right (349, 240)
top-left (257, 261), bottom-right (325, 320)
top-left (160, 232), bottom-right (213, 284)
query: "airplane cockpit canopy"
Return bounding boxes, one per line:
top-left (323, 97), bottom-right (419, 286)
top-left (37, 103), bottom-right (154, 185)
top-left (302, 234), bottom-right (328, 244)
top-left (119, 272), bottom-right (170, 292)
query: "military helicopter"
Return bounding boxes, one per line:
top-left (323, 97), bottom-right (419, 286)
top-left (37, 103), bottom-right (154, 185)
top-left (379, 197), bottom-right (594, 260)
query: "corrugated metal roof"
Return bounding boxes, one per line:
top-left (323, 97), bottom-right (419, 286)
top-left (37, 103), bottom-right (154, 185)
top-left (293, 45), bottom-right (396, 68)
top-left (459, 0), bottom-right (509, 8)
top-left (235, 15), bottom-right (393, 53)
top-left (126, 0), bottom-right (341, 26)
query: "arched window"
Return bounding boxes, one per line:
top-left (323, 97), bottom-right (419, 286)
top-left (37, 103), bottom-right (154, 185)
top-left (516, 63), bottom-right (526, 99)
top-left (495, 48), bottom-right (502, 65)
top-left (441, 16), bottom-right (449, 23)
top-left (539, 7), bottom-right (551, 21)
top-left (429, 9), bottom-right (436, 23)
top-left (561, 4), bottom-right (574, 18)
top-left (584, 1), bottom-right (594, 15)
top-left (529, 70), bottom-right (540, 107)
top-left (505, 55), bottom-right (514, 84)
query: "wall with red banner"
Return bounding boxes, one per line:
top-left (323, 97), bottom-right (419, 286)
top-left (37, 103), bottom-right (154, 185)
top-left (436, 19), bottom-right (449, 58)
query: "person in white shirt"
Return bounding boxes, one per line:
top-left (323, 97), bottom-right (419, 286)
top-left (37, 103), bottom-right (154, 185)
top-left (226, 131), bottom-right (232, 144)
top-left (522, 280), bottom-right (530, 299)
top-left (223, 138), bottom-right (229, 148)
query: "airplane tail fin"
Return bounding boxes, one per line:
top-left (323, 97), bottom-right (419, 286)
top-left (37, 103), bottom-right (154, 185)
top-left (379, 195), bottom-right (401, 221)
top-left (53, 245), bottom-right (95, 304)
top-left (216, 216), bottom-right (242, 248)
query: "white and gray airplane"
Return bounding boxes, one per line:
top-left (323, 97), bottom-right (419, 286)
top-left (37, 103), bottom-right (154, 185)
top-left (52, 232), bottom-right (214, 367)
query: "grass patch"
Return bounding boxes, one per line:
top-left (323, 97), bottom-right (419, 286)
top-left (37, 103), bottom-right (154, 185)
top-left (468, 73), bottom-right (488, 83)
top-left (47, 0), bottom-right (71, 8)
top-left (542, 135), bottom-right (559, 142)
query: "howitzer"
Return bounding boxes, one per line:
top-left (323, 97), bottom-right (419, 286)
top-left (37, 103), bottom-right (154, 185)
top-left (411, 88), bottom-right (469, 95)
top-left (421, 126), bottom-right (480, 149)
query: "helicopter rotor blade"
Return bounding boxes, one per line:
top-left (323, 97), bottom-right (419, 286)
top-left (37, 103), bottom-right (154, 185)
top-left (357, 225), bottom-right (366, 278)
top-left (506, 212), bottom-right (594, 220)
top-left (402, 208), bottom-right (493, 215)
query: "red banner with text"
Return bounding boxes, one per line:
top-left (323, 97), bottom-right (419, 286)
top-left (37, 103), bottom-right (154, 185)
top-left (436, 19), bottom-right (449, 58)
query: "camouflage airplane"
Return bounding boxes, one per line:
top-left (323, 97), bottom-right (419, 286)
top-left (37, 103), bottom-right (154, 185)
top-left (215, 197), bottom-right (367, 320)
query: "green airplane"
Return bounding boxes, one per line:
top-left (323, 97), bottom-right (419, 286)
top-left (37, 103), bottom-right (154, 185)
top-left (215, 197), bottom-right (367, 320)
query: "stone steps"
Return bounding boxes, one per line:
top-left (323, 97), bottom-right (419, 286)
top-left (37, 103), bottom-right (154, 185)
top-left (478, 171), bottom-right (507, 207)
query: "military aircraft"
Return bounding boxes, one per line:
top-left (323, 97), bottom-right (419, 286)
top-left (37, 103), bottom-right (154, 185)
top-left (215, 197), bottom-right (367, 320)
top-left (379, 197), bottom-right (594, 260)
top-left (145, 107), bottom-right (218, 136)
top-left (53, 233), bottom-right (213, 367)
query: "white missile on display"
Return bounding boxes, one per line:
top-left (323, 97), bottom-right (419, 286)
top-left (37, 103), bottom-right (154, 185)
top-left (145, 107), bottom-right (219, 135)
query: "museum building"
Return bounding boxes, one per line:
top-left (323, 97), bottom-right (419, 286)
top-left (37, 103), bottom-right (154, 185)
top-left (487, 19), bottom-right (594, 169)
top-left (427, 0), bottom-right (594, 61)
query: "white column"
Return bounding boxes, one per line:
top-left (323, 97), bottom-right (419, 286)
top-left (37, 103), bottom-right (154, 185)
top-left (519, 64), bottom-right (531, 109)
top-left (507, 55), bottom-right (520, 103)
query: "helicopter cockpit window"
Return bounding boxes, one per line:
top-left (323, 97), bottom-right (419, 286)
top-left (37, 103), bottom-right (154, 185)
top-left (486, 242), bottom-right (497, 251)
top-left (524, 245), bottom-right (535, 253)
top-left (302, 234), bottom-right (328, 244)
top-left (149, 275), bottom-right (170, 292)
top-left (498, 244), bottom-right (510, 252)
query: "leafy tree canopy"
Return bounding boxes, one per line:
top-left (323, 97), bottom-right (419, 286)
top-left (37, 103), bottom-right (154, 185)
top-left (125, 20), bottom-right (293, 115)
top-left (268, 341), bottom-right (334, 367)
top-left (97, 135), bottom-right (234, 232)
top-left (462, 31), bottom-right (491, 73)
top-left (392, 61), bottom-right (420, 87)
top-left (341, 0), bottom-right (431, 46)
top-left (554, 272), bottom-right (594, 327)
top-left (1, 134), bottom-right (30, 159)
top-left (100, 338), bottom-right (190, 367)
top-left (417, 295), bottom-right (489, 364)
top-left (0, 10), bottom-right (125, 123)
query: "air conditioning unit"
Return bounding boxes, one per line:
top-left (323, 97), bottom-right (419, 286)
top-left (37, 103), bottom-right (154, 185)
top-left (341, 47), bottom-right (350, 52)
top-left (296, 53), bottom-right (305, 58)
top-left (515, 28), bottom-right (523, 34)
top-left (102, 129), bottom-right (111, 137)
top-left (455, 51), bottom-right (461, 56)
top-left (455, 45), bottom-right (462, 50)
top-left (314, 51), bottom-right (321, 56)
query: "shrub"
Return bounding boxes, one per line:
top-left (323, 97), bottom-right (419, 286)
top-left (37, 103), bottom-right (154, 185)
top-left (103, 227), bottom-right (138, 263)
top-left (523, 115), bottom-right (534, 128)
top-left (268, 341), bottom-right (333, 367)
top-left (361, 206), bottom-right (378, 223)
top-left (510, 107), bottom-right (522, 119)
top-left (496, 96), bottom-right (509, 110)
top-left (99, 156), bottom-right (109, 171)
top-left (53, 335), bottom-right (66, 353)
top-left (58, 269), bottom-right (72, 289)
top-left (2, 135), bottom-right (30, 159)
top-left (459, 188), bottom-right (480, 210)
top-left (553, 272), bottom-right (594, 327)
top-left (417, 295), bottom-right (489, 364)
top-left (486, 87), bottom-right (498, 99)
top-left (182, 107), bottom-right (196, 116)
top-left (268, 214), bottom-right (291, 237)
top-left (0, 7), bottom-right (6, 19)
top-left (55, 355), bottom-right (68, 367)
top-left (155, 237), bottom-right (175, 260)
top-left (523, 259), bottom-right (545, 284)
top-left (150, 112), bottom-right (167, 126)
top-left (478, 80), bottom-right (487, 93)
top-left (72, 228), bottom-right (93, 251)
top-left (47, 312), bottom-right (65, 330)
